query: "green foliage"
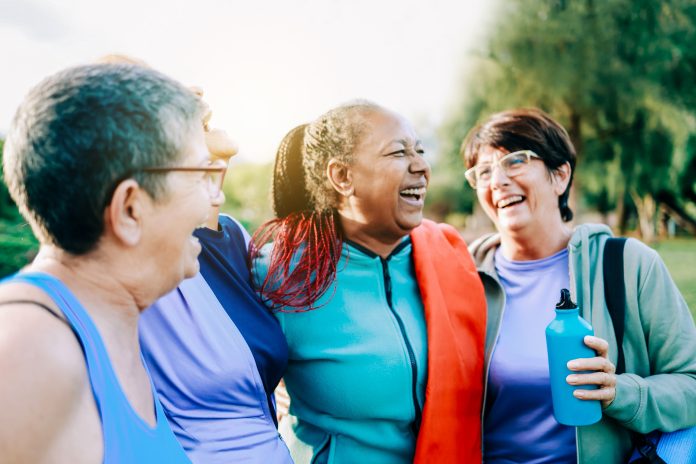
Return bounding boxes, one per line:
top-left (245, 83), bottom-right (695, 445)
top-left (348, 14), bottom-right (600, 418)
top-left (0, 217), bottom-right (38, 277)
top-left (1, 139), bottom-right (16, 220)
top-left (441, 0), bottom-right (696, 238)
top-left (219, 161), bottom-right (274, 233)
top-left (1, 139), bottom-right (39, 276)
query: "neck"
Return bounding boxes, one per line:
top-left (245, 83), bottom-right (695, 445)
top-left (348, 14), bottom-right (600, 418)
top-left (338, 214), bottom-right (405, 259)
top-left (29, 245), bottom-right (143, 340)
top-left (499, 221), bottom-right (572, 261)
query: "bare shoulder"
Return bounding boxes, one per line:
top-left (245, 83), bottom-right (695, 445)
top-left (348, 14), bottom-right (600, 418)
top-left (0, 281), bottom-right (90, 462)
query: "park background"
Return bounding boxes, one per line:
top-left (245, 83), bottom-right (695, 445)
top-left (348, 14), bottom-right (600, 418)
top-left (1, 0), bottom-right (694, 317)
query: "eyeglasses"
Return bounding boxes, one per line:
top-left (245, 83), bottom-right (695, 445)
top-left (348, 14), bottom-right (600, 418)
top-left (464, 150), bottom-right (541, 189)
top-left (142, 160), bottom-right (227, 197)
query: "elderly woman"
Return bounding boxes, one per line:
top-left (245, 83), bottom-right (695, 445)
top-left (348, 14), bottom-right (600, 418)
top-left (252, 102), bottom-right (487, 463)
top-left (139, 107), bottom-right (293, 463)
top-left (462, 108), bottom-right (696, 463)
top-left (0, 64), bottom-right (222, 463)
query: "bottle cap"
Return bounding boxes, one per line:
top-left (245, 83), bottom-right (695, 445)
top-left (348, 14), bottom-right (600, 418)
top-left (555, 288), bottom-right (578, 309)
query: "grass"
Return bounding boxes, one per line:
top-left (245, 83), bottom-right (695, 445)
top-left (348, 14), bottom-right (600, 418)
top-left (651, 238), bottom-right (696, 321)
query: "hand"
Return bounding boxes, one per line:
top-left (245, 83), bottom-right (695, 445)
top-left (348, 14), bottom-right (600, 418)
top-left (566, 335), bottom-right (617, 408)
top-left (189, 86), bottom-right (239, 161)
top-left (275, 379), bottom-right (290, 423)
top-left (205, 128), bottom-right (238, 162)
top-left (189, 86), bottom-right (238, 230)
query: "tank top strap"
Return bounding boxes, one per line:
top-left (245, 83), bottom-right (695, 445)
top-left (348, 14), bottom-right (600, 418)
top-left (2, 273), bottom-right (125, 419)
top-left (0, 272), bottom-right (191, 463)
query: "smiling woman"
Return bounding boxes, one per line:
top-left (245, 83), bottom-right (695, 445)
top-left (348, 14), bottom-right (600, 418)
top-left (462, 108), bottom-right (696, 464)
top-left (0, 63), bottom-right (203, 463)
top-left (252, 101), bottom-right (487, 464)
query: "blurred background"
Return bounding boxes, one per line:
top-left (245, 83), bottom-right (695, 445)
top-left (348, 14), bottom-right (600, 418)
top-left (1, 0), bottom-right (694, 314)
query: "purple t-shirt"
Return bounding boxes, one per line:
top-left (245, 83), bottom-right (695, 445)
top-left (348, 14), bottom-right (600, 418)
top-left (484, 247), bottom-right (576, 464)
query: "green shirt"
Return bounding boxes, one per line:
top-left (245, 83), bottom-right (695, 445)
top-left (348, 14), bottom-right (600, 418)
top-left (255, 239), bottom-right (428, 464)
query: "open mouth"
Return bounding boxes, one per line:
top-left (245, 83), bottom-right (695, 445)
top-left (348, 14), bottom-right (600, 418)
top-left (496, 195), bottom-right (525, 209)
top-left (400, 186), bottom-right (427, 203)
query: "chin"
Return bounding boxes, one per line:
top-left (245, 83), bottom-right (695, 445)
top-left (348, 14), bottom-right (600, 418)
top-left (498, 215), bottom-right (532, 235)
top-left (183, 260), bottom-right (200, 280)
top-left (397, 214), bottom-right (424, 233)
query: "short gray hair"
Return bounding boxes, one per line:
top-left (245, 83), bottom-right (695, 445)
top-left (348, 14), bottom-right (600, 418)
top-left (3, 63), bottom-right (203, 254)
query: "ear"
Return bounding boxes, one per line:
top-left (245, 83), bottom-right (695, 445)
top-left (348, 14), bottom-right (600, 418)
top-left (104, 179), bottom-right (147, 247)
top-left (327, 158), bottom-right (354, 197)
top-left (553, 162), bottom-right (572, 195)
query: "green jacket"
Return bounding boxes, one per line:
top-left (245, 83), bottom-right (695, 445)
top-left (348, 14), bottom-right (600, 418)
top-left (256, 239), bottom-right (428, 464)
top-left (469, 223), bottom-right (696, 464)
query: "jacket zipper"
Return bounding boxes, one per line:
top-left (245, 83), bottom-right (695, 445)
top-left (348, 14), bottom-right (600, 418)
top-left (380, 257), bottom-right (422, 436)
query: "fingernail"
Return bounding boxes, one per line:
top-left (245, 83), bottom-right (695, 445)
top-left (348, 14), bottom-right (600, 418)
top-left (567, 361), bottom-right (578, 369)
top-left (575, 391), bottom-right (586, 398)
top-left (567, 375), bottom-right (577, 383)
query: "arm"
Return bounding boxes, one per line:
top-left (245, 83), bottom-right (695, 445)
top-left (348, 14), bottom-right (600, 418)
top-left (204, 128), bottom-right (238, 230)
top-left (0, 302), bottom-right (90, 462)
top-left (192, 86), bottom-right (238, 230)
top-left (602, 244), bottom-right (696, 433)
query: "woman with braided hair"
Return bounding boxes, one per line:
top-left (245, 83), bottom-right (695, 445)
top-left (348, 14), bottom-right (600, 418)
top-left (252, 101), bottom-right (488, 463)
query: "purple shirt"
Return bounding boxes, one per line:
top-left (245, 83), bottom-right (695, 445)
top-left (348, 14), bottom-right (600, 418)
top-left (484, 247), bottom-right (576, 464)
top-left (140, 216), bottom-right (291, 464)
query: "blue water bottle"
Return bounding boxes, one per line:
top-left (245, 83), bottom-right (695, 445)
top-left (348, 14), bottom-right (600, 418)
top-left (545, 289), bottom-right (602, 426)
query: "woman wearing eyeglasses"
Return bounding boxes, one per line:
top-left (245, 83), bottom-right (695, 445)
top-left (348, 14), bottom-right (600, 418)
top-left (138, 102), bottom-right (293, 463)
top-left (461, 108), bottom-right (696, 463)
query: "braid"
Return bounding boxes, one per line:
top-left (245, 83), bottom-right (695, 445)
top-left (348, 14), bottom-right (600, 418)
top-left (272, 124), bottom-right (313, 217)
top-left (252, 101), bottom-right (381, 310)
top-left (250, 211), bottom-right (343, 311)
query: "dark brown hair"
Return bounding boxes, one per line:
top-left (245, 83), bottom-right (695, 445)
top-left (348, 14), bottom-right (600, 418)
top-left (460, 108), bottom-right (577, 222)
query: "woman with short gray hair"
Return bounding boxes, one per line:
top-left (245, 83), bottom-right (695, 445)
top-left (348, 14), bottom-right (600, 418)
top-left (0, 63), bottom-right (224, 463)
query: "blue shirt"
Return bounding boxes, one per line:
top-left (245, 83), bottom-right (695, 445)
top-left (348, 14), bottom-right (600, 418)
top-left (140, 215), bottom-right (291, 463)
top-left (256, 238), bottom-right (428, 464)
top-left (484, 248), bottom-right (576, 464)
top-left (5, 272), bottom-right (190, 464)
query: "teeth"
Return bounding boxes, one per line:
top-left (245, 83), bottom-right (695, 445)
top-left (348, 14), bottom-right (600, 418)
top-left (497, 195), bottom-right (523, 208)
top-left (400, 187), bottom-right (426, 196)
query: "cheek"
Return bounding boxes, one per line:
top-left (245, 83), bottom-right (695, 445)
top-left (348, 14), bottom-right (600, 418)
top-left (477, 189), bottom-right (493, 209)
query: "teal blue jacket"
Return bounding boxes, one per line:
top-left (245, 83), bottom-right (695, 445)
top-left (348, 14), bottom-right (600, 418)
top-left (254, 239), bottom-right (428, 464)
top-left (470, 224), bottom-right (696, 464)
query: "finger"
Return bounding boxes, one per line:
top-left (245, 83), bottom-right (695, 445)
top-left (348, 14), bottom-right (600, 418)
top-left (189, 86), bottom-right (205, 98)
top-left (568, 357), bottom-right (615, 373)
top-left (584, 335), bottom-right (609, 357)
top-left (205, 129), bottom-right (238, 161)
top-left (567, 372), bottom-right (616, 387)
top-left (573, 386), bottom-right (615, 402)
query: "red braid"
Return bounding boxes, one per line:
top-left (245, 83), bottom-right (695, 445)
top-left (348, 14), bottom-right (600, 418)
top-left (250, 210), bottom-right (344, 312)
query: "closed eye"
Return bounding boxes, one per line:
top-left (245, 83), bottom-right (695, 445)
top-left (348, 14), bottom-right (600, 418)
top-left (385, 149), bottom-right (407, 157)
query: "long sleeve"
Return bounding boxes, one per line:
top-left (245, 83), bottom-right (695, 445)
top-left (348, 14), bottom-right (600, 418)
top-left (603, 243), bottom-right (696, 433)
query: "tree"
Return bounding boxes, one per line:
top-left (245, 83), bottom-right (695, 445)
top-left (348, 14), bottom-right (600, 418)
top-left (441, 0), bottom-right (696, 240)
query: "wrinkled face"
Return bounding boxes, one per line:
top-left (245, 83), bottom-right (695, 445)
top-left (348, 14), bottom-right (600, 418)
top-left (343, 110), bottom-right (431, 241)
top-left (145, 123), bottom-right (212, 286)
top-left (475, 145), bottom-right (563, 236)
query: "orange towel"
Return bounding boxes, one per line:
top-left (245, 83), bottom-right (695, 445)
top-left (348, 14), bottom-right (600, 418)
top-left (411, 219), bottom-right (487, 463)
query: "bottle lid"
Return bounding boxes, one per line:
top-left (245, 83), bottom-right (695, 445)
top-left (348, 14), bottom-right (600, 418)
top-left (555, 288), bottom-right (578, 309)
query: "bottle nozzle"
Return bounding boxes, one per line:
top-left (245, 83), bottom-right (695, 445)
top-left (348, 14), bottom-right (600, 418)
top-left (555, 288), bottom-right (578, 309)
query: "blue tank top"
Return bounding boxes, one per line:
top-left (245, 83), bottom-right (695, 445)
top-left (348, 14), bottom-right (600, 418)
top-left (4, 272), bottom-right (191, 464)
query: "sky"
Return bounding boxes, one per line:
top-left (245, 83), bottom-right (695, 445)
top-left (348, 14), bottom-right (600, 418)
top-left (0, 0), bottom-right (498, 163)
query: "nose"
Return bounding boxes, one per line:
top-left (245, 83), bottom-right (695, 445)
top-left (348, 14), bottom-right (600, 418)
top-left (489, 164), bottom-right (510, 189)
top-left (409, 153), bottom-right (431, 179)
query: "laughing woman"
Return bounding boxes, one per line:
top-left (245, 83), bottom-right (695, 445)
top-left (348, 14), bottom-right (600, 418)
top-left (462, 108), bottom-right (696, 463)
top-left (252, 102), bottom-right (487, 464)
